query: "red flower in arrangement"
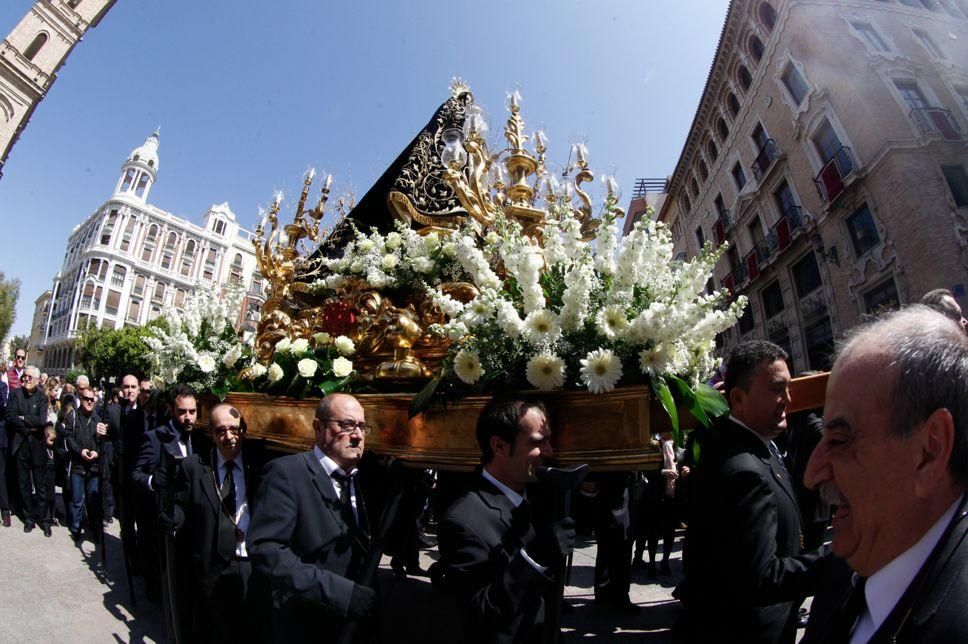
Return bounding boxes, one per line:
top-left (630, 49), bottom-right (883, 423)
top-left (323, 300), bottom-right (357, 336)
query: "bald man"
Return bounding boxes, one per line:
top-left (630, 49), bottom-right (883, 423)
top-left (248, 393), bottom-right (376, 643)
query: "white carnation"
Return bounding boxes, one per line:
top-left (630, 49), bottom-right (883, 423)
top-left (382, 254), bottom-right (399, 270)
top-left (197, 353), bottom-right (217, 374)
top-left (385, 231), bottom-right (403, 250)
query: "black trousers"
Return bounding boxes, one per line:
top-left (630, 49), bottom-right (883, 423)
top-left (0, 445), bottom-right (9, 513)
top-left (31, 463), bottom-right (56, 528)
top-left (593, 472), bottom-right (633, 603)
top-left (15, 444), bottom-right (37, 525)
top-left (191, 559), bottom-right (253, 644)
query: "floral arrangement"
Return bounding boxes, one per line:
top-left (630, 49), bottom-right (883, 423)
top-left (143, 285), bottom-right (250, 397)
top-left (235, 332), bottom-right (358, 398)
top-left (307, 199), bottom-right (746, 429)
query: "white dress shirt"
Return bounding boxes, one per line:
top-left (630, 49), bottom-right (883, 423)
top-left (314, 445), bottom-right (359, 523)
top-left (850, 496), bottom-right (962, 643)
top-left (215, 451), bottom-right (249, 558)
top-left (482, 467), bottom-right (547, 573)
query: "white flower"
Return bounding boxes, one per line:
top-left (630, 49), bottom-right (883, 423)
top-left (524, 309), bottom-right (561, 345)
top-left (222, 344), bottom-right (243, 368)
top-left (197, 353), bottom-right (217, 374)
top-left (290, 338), bottom-right (310, 355)
top-left (638, 345), bottom-right (669, 377)
top-left (313, 332), bottom-right (332, 346)
top-left (595, 306), bottom-right (629, 340)
top-left (441, 242), bottom-right (458, 258)
top-left (358, 239), bottom-right (375, 252)
top-left (151, 375), bottom-right (166, 389)
top-left (247, 363), bottom-right (267, 379)
top-left (274, 337), bottom-right (292, 354)
top-left (382, 254), bottom-right (399, 270)
top-left (412, 256), bottom-right (435, 273)
top-left (297, 358), bottom-right (318, 378)
top-left (423, 232), bottom-right (440, 252)
top-left (332, 356), bottom-right (353, 378)
top-left (526, 353), bottom-right (565, 391)
top-left (462, 299), bottom-right (492, 327)
top-left (267, 363), bottom-right (284, 384)
top-left (579, 348), bottom-right (623, 394)
top-left (453, 348), bottom-right (484, 384)
top-left (385, 231), bottom-right (403, 250)
top-left (446, 321), bottom-right (469, 341)
top-left (485, 231), bottom-right (501, 245)
top-left (334, 335), bottom-right (355, 355)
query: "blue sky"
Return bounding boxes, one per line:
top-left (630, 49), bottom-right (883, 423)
top-left (0, 0), bottom-right (729, 339)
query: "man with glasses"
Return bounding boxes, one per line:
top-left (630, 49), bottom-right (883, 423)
top-left (249, 393), bottom-right (376, 643)
top-left (7, 350), bottom-right (27, 390)
top-left (63, 387), bottom-right (109, 542)
top-left (5, 365), bottom-right (49, 532)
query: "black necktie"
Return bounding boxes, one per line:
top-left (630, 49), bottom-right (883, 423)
top-left (769, 441), bottom-right (790, 478)
top-left (830, 575), bottom-right (867, 643)
top-left (332, 470), bottom-right (356, 528)
top-left (221, 461), bottom-right (237, 516)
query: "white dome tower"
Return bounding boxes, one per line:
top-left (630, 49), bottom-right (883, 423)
top-left (114, 130), bottom-right (159, 202)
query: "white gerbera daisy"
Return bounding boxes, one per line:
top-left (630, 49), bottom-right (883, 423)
top-left (463, 299), bottom-right (492, 327)
top-left (595, 305), bottom-right (629, 340)
top-left (579, 348), bottom-right (623, 394)
top-left (525, 353), bottom-right (565, 391)
top-left (453, 348), bottom-right (484, 384)
top-left (638, 345), bottom-right (669, 377)
top-left (524, 309), bottom-right (561, 345)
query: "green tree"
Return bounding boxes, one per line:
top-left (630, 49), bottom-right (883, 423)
top-left (0, 272), bottom-right (20, 345)
top-left (9, 334), bottom-right (30, 352)
top-left (75, 324), bottom-right (156, 384)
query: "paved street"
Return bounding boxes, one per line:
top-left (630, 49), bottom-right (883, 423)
top-left (0, 501), bottom-right (685, 643)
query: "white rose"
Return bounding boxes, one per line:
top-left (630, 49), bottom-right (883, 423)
top-left (290, 338), bottom-right (310, 355)
top-left (358, 239), bottom-right (375, 252)
top-left (385, 232), bottom-right (402, 250)
top-left (197, 353), bottom-right (216, 374)
top-left (274, 337), bottom-right (292, 354)
top-left (334, 335), bottom-right (356, 356)
top-left (267, 363), bottom-right (284, 384)
top-left (332, 356), bottom-right (353, 378)
top-left (248, 363), bottom-right (267, 379)
top-left (382, 254), bottom-right (399, 270)
top-left (313, 332), bottom-right (332, 346)
top-left (297, 358), bottom-right (318, 378)
top-left (423, 232), bottom-right (440, 251)
top-left (222, 345), bottom-right (243, 368)
top-left (442, 242), bottom-right (457, 258)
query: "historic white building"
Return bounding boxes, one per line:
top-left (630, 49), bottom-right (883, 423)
top-left (42, 131), bottom-right (266, 374)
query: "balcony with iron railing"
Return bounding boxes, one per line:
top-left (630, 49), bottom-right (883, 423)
top-left (713, 210), bottom-right (733, 245)
top-left (770, 205), bottom-right (806, 252)
top-left (752, 139), bottom-right (781, 183)
top-left (813, 146), bottom-right (856, 205)
top-left (909, 106), bottom-right (965, 141)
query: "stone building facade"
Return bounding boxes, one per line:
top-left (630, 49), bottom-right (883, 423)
top-left (657, 0), bottom-right (968, 373)
top-left (0, 0), bottom-right (116, 178)
top-left (41, 132), bottom-right (266, 375)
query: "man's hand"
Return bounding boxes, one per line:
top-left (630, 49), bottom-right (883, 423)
top-left (96, 422), bottom-right (108, 437)
top-left (81, 449), bottom-right (98, 462)
top-left (527, 517), bottom-right (576, 568)
top-left (347, 583), bottom-right (376, 618)
top-left (157, 511), bottom-right (177, 536)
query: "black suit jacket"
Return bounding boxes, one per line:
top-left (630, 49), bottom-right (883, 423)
top-left (5, 386), bottom-right (48, 455)
top-left (804, 494), bottom-right (968, 644)
top-left (438, 476), bottom-right (549, 644)
top-left (132, 423), bottom-right (196, 494)
top-left (173, 447), bottom-right (264, 598)
top-left (0, 381), bottom-right (7, 450)
top-left (679, 417), bottom-right (828, 644)
top-left (247, 451), bottom-right (370, 643)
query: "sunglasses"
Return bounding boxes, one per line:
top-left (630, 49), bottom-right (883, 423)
top-left (81, 397), bottom-right (96, 403)
top-left (21, 375), bottom-right (34, 382)
top-left (15, 355), bottom-right (25, 360)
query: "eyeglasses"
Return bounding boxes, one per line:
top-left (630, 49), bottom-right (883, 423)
top-left (321, 418), bottom-right (372, 437)
top-left (139, 388), bottom-right (151, 394)
top-left (21, 375), bottom-right (34, 382)
top-left (81, 396), bottom-right (96, 403)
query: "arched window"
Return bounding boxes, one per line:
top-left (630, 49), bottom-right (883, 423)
top-left (23, 33), bottom-right (48, 61)
top-left (697, 159), bottom-right (709, 181)
top-left (689, 177), bottom-right (699, 199)
top-left (175, 289), bottom-right (186, 308)
top-left (749, 35), bottom-right (765, 63)
top-left (203, 248), bottom-right (218, 281)
top-left (100, 210), bottom-right (119, 245)
top-left (180, 240), bottom-right (196, 277)
top-left (111, 266), bottom-right (126, 288)
top-left (737, 65), bottom-right (753, 92)
top-left (717, 117), bottom-right (730, 142)
top-left (759, 2), bottom-right (777, 32)
top-left (707, 138), bottom-right (718, 161)
top-left (135, 173), bottom-right (150, 198)
top-left (161, 232), bottom-right (178, 270)
top-left (120, 169), bottom-right (137, 192)
top-left (726, 92), bottom-right (741, 119)
top-left (682, 193), bottom-right (693, 215)
top-left (230, 253), bottom-right (244, 283)
top-left (142, 224), bottom-right (158, 262)
top-left (87, 259), bottom-right (108, 281)
top-left (152, 282), bottom-right (166, 303)
top-left (133, 274), bottom-right (146, 297)
top-left (119, 217), bottom-right (137, 252)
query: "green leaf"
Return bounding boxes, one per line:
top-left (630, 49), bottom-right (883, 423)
top-left (653, 379), bottom-right (678, 437)
top-left (693, 381), bottom-right (729, 419)
top-left (667, 374), bottom-right (710, 430)
top-left (409, 376), bottom-right (442, 419)
top-left (318, 379), bottom-right (343, 396)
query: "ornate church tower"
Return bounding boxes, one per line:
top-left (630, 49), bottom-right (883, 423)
top-left (0, 0), bottom-right (117, 179)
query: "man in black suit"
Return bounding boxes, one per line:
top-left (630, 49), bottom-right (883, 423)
top-left (677, 341), bottom-right (828, 644)
top-left (247, 393), bottom-right (376, 643)
top-left (0, 378), bottom-right (10, 527)
top-left (133, 383), bottom-right (199, 601)
top-left (438, 397), bottom-right (577, 644)
top-left (108, 374), bottom-right (146, 573)
top-left (803, 307), bottom-right (968, 643)
top-left (6, 365), bottom-right (49, 533)
top-left (169, 402), bottom-right (266, 643)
